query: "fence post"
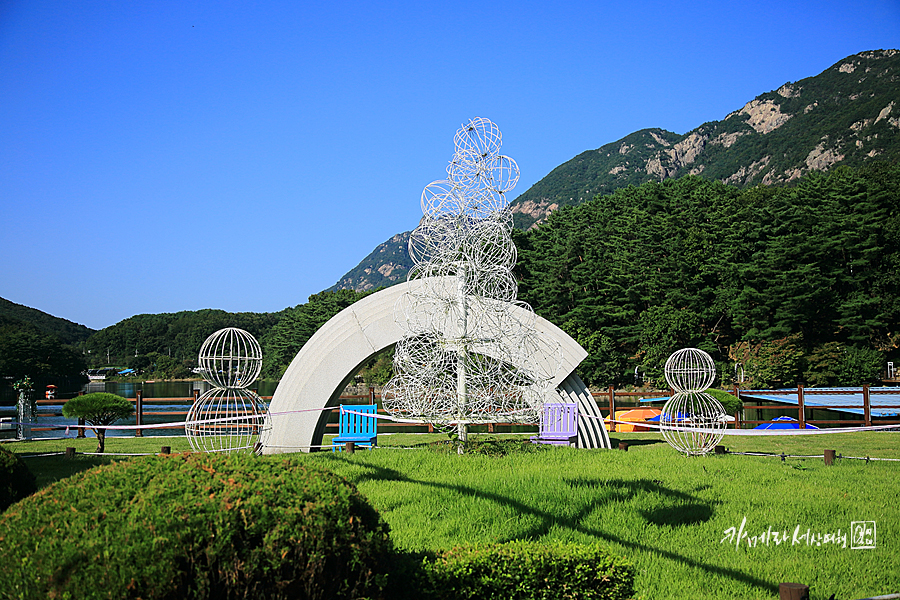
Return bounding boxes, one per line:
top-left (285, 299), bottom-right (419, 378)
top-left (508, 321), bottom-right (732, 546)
top-left (824, 449), bottom-right (835, 466)
top-left (135, 390), bottom-right (143, 437)
top-left (863, 384), bottom-right (871, 427)
top-left (370, 387), bottom-right (375, 404)
top-left (193, 389), bottom-right (200, 402)
top-left (779, 582), bottom-right (809, 600)
top-left (77, 417), bottom-right (86, 438)
top-left (797, 384), bottom-right (805, 429)
top-left (733, 385), bottom-right (742, 429)
top-left (608, 385), bottom-right (615, 432)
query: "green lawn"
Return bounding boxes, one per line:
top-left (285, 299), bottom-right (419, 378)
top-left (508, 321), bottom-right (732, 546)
top-left (5, 431), bottom-right (899, 599)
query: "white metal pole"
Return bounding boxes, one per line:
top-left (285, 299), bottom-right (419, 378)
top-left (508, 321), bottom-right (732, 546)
top-left (456, 263), bottom-right (468, 449)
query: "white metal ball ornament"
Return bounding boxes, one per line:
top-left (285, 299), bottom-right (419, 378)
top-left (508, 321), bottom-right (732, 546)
top-left (198, 327), bottom-right (262, 388)
top-left (659, 391), bottom-right (727, 456)
top-left (185, 388), bottom-right (269, 454)
top-left (187, 327), bottom-right (270, 454)
top-left (659, 348), bottom-right (726, 456)
top-left (664, 347), bottom-right (716, 392)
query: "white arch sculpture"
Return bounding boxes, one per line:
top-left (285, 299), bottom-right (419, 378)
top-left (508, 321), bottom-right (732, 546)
top-left (263, 277), bottom-right (610, 453)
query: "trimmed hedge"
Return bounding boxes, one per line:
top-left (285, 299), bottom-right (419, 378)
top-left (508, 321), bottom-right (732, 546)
top-left (406, 541), bottom-right (635, 600)
top-left (0, 446), bottom-right (36, 512)
top-left (0, 453), bottom-right (392, 600)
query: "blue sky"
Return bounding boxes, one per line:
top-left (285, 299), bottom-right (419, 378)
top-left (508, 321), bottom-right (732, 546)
top-left (2, 0), bottom-right (898, 330)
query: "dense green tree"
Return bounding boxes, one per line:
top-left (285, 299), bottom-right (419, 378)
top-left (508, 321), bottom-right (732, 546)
top-left (514, 164), bottom-right (900, 388)
top-left (839, 346), bottom-right (884, 386)
top-left (561, 321), bottom-right (630, 387)
top-left (262, 289), bottom-right (375, 378)
top-left (0, 316), bottom-right (86, 382)
top-left (728, 335), bottom-right (806, 388)
top-left (61, 393), bottom-right (134, 453)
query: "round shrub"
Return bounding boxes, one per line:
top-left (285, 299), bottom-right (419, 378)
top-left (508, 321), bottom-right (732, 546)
top-left (0, 453), bottom-right (392, 600)
top-left (0, 446), bottom-right (37, 511)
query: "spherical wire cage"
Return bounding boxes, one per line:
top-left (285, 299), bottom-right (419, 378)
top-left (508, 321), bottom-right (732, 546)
top-left (659, 348), bottom-right (725, 456)
top-left (198, 327), bottom-right (262, 389)
top-left (188, 327), bottom-right (270, 454)
top-left (663, 347), bottom-right (716, 392)
top-left (185, 388), bottom-right (270, 454)
top-left (659, 391), bottom-right (728, 456)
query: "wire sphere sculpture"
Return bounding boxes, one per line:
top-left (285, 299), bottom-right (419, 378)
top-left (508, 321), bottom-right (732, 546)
top-left (383, 117), bottom-right (559, 433)
top-left (659, 348), bottom-right (725, 455)
top-left (664, 347), bottom-right (716, 392)
top-left (185, 388), bottom-right (269, 454)
top-left (187, 327), bottom-right (270, 454)
top-left (198, 327), bottom-right (263, 389)
top-left (659, 391), bottom-right (728, 456)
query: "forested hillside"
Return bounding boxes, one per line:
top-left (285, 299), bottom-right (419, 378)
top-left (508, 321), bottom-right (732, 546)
top-left (0, 302), bottom-right (91, 401)
top-left (0, 297), bottom-right (95, 344)
top-left (513, 162), bottom-right (900, 388)
top-left (82, 309), bottom-right (286, 378)
top-left (0, 314), bottom-right (87, 386)
top-left (76, 290), bottom-right (378, 381)
top-left (333, 50), bottom-right (900, 289)
top-left (510, 49), bottom-right (900, 229)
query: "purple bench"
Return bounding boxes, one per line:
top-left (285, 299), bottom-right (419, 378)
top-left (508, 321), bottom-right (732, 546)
top-left (530, 402), bottom-right (578, 447)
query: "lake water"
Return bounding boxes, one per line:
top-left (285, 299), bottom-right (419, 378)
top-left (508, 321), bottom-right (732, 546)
top-left (1, 380), bottom-right (281, 439)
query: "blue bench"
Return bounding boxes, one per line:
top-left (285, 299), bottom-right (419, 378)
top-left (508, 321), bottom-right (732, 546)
top-left (332, 404), bottom-right (378, 451)
top-left (530, 402), bottom-right (578, 447)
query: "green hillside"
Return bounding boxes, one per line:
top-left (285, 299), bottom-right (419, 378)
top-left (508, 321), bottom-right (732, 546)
top-left (327, 231), bottom-right (412, 293)
top-left (510, 49), bottom-right (900, 229)
top-left (332, 49), bottom-right (900, 288)
top-left (0, 296), bottom-right (95, 345)
top-left (512, 162), bottom-right (900, 388)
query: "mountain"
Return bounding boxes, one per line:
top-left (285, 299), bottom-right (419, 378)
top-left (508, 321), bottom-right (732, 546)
top-left (327, 231), bottom-right (413, 293)
top-left (0, 296), bottom-right (95, 345)
top-left (510, 49), bottom-right (900, 228)
top-left (331, 49), bottom-right (900, 289)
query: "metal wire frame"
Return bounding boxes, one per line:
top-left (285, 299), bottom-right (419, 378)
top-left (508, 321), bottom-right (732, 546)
top-left (659, 391), bottom-right (728, 456)
top-left (384, 117), bottom-right (560, 432)
top-left (198, 327), bottom-right (262, 389)
top-left (185, 388), bottom-right (270, 454)
top-left (664, 347), bottom-right (717, 392)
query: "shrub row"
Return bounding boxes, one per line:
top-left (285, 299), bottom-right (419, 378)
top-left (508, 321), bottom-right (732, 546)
top-left (0, 452), bottom-right (635, 600)
top-left (407, 541), bottom-right (635, 600)
top-left (0, 446), bottom-right (37, 512)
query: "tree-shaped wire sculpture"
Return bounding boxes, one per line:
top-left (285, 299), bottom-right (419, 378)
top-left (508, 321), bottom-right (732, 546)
top-left (185, 327), bottom-right (271, 453)
top-left (383, 117), bottom-right (560, 447)
top-left (659, 348), bottom-right (727, 456)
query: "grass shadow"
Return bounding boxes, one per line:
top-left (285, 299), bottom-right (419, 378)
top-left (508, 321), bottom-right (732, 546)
top-left (608, 436), bottom-right (666, 447)
top-left (326, 455), bottom-right (778, 596)
top-left (19, 454), bottom-right (118, 489)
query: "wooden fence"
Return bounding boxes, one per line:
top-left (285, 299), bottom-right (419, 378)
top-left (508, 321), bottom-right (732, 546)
top-left (738, 384), bottom-right (900, 428)
top-left (27, 384), bottom-right (900, 438)
top-left (32, 388), bottom-right (514, 437)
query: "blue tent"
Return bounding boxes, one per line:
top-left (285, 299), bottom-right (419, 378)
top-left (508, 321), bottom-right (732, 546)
top-left (753, 416), bottom-right (819, 430)
top-left (118, 368), bottom-right (135, 375)
top-left (646, 411), bottom-right (690, 422)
